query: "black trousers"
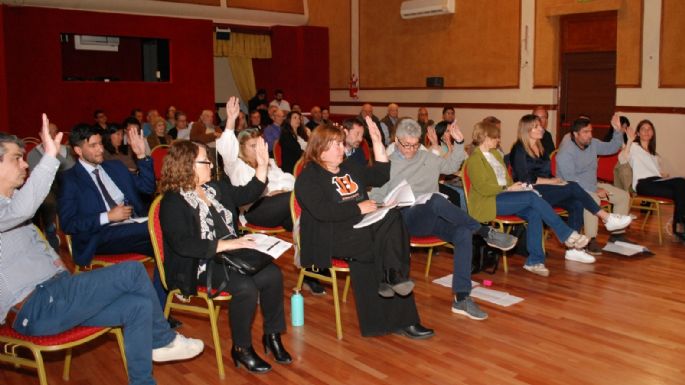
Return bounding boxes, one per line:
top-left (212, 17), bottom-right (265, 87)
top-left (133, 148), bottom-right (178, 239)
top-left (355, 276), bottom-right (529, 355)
top-left (244, 192), bottom-right (293, 231)
top-left (202, 261), bottom-right (286, 348)
top-left (332, 209), bottom-right (420, 336)
top-left (636, 176), bottom-right (685, 232)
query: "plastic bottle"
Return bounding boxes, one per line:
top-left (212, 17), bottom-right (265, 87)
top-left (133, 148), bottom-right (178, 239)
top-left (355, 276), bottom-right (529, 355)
top-left (291, 289), bottom-right (304, 327)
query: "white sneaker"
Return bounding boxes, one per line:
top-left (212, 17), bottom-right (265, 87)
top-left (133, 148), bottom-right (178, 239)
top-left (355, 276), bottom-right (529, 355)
top-left (565, 248), bottom-right (596, 264)
top-left (604, 214), bottom-right (632, 232)
top-left (523, 263), bottom-right (550, 277)
top-left (152, 333), bottom-right (204, 363)
top-left (564, 231), bottom-right (590, 249)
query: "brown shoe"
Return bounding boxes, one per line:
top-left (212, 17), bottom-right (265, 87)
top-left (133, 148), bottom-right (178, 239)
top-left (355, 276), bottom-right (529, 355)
top-left (586, 238), bottom-right (603, 255)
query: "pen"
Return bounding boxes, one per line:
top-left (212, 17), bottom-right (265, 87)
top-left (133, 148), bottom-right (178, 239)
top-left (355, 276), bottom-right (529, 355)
top-left (266, 240), bottom-right (280, 251)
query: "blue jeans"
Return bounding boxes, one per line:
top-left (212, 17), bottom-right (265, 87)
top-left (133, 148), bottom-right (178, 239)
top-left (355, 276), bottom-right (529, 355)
top-left (14, 262), bottom-right (175, 385)
top-left (401, 195), bottom-right (481, 294)
top-left (496, 191), bottom-right (574, 266)
top-left (536, 181), bottom-right (601, 232)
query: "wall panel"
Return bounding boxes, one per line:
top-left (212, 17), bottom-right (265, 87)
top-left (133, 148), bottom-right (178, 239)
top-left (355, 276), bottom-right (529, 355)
top-left (308, 0), bottom-right (350, 89)
top-left (660, 0), bottom-right (685, 87)
top-left (359, 0), bottom-right (520, 88)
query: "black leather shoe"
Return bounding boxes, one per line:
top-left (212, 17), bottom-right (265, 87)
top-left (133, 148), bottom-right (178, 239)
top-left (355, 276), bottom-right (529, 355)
top-left (302, 276), bottom-right (326, 295)
top-left (167, 316), bottom-right (183, 329)
top-left (394, 324), bottom-right (435, 340)
top-left (231, 345), bottom-right (272, 373)
top-left (262, 333), bottom-right (292, 364)
top-left (386, 269), bottom-right (414, 296)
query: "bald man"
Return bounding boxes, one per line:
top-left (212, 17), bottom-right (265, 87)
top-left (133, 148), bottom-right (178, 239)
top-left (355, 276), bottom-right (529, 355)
top-left (380, 103), bottom-right (399, 146)
top-left (358, 103), bottom-right (385, 148)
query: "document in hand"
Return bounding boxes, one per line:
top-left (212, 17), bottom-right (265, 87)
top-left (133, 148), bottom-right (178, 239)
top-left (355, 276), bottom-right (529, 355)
top-left (248, 233), bottom-right (292, 259)
top-left (353, 180), bottom-right (439, 229)
top-left (602, 241), bottom-right (654, 256)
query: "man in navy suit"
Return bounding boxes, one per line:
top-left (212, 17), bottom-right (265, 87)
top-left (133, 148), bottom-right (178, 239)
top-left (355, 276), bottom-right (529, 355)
top-left (58, 124), bottom-right (178, 324)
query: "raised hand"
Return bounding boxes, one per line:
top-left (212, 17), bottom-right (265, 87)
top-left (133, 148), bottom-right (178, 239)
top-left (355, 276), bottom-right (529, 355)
top-left (610, 113), bottom-right (621, 130)
top-left (225, 96), bottom-right (240, 124)
top-left (365, 116), bottom-right (382, 145)
top-left (127, 126), bottom-right (147, 158)
top-left (626, 126), bottom-right (636, 142)
top-left (254, 136), bottom-right (269, 168)
top-left (449, 120), bottom-right (464, 142)
top-left (38, 113), bottom-right (62, 157)
top-left (426, 125), bottom-right (438, 146)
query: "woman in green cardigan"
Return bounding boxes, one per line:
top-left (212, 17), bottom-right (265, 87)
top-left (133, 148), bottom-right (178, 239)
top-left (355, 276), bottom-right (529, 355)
top-left (464, 122), bottom-right (590, 277)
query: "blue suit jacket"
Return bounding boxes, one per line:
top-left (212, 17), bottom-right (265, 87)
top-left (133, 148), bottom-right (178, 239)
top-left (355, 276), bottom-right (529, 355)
top-left (58, 158), bottom-right (155, 265)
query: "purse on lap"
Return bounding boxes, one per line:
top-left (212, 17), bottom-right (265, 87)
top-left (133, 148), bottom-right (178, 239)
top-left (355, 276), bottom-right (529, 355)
top-left (215, 248), bottom-right (273, 275)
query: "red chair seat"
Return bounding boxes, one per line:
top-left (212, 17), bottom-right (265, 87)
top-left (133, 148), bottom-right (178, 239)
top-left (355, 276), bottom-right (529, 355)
top-left (242, 223), bottom-right (286, 232)
top-left (0, 323), bottom-right (106, 346)
top-left (410, 235), bottom-right (445, 245)
top-left (553, 207), bottom-right (567, 215)
top-left (92, 253), bottom-right (151, 264)
top-left (495, 214), bottom-right (525, 222)
top-left (197, 286), bottom-right (231, 297)
top-left (331, 258), bottom-right (349, 269)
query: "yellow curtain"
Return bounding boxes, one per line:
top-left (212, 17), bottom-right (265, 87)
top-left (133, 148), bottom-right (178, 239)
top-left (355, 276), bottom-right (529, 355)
top-left (228, 56), bottom-right (256, 102)
top-left (214, 33), bottom-right (272, 59)
top-left (214, 32), bottom-right (271, 102)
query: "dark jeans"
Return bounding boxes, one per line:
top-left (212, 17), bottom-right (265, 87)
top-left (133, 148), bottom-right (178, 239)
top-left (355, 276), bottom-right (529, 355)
top-left (14, 262), bottom-right (175, 385)
top-left (536, 181), bottom-right (601, 232)
top-left (496, 191), bottom-right (574, 266)
top-left (201, 261), bottom-right (285, 348)
top-left (636, 176), bottom-right (685, 232)
top-left (244, 192), bottom-right (293, 231)
top-left (401, 195), bottom-right (481, 294)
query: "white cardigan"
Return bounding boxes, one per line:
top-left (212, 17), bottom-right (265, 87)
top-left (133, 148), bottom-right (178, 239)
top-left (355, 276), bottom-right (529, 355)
top-left (618, 142), bottom-right (662, 190)
top-left (216, 129), bottom-right (295, 195)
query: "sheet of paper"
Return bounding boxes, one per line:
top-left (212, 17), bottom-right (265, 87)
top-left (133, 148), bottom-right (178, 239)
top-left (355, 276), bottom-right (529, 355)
top-left (108, 216), bottom-right (148, 226)
top-left (470, 287), bottom-right (524, 307)
top-left (602, 241), bottom-right (652, 256)
top-left (247, 233), bottom-right (292, 259)
top-left (383, 179), bottom-right (415, 207)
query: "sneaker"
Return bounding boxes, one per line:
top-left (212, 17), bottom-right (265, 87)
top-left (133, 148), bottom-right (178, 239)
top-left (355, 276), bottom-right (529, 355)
top-left (586, 238), bottom-right (603, 255)
top-left (152, 333), bottom-right (204, 363)
top-left (564, 231), bottom-right (589, 249)
top-left (565, 248), bottom-right (596, 264)
top-left (451, 297), bottom-right (488, 320)
top-left (604, 213), bottom-right (632, 232)
top-left (484, 228), bottom-right (518, 251)
top-left (523, 263), bottom-right (550, 277)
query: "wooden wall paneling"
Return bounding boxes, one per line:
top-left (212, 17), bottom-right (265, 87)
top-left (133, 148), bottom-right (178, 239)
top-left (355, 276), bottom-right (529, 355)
top-left (359, 0), bottom-right (520, 88)
top-left (659, 0), bottom-right (685, 87)
top-left (307, 0), bottom-right (351, 89)
top-left (228, 0), bottom-right (305, 14)
top-left (534, 0), bottom-right (641, 88)
top-left (157, 0), bottom-right (220, 6)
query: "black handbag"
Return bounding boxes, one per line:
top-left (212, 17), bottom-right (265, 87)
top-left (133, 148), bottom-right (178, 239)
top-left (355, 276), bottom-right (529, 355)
top-left (214, 248), bottom-right (273, 276)
top-left (471, 235), bottom-right (502, 275)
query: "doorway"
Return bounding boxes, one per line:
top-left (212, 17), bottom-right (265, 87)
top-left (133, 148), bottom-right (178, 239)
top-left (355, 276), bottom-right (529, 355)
top-left (557, 11), bottom-right (617, 143)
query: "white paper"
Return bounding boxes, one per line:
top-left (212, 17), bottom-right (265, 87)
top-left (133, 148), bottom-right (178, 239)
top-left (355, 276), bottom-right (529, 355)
top-left (247, 233), bottom-right (292, 259)
top-left (470, 287), bottom-right (524, 307)
top-left (108, 216), bottom-right (148, 226)
top-left (432, 274), bottom-right (480, 289)
top-left (603, 241), bottom-right (651, 256)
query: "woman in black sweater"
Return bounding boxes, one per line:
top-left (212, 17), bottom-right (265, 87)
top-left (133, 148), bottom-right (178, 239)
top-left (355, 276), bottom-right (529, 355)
top-left (295, 120), bottom-right (433, 339)
top-left (158, 140), bottom-right (290, 374)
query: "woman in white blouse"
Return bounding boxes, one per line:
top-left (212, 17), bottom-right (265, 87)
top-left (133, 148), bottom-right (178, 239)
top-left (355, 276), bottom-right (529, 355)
top-left (619, 119), bottom-right (685, 240)
top-left (217, 97), bottom-right (294, 231)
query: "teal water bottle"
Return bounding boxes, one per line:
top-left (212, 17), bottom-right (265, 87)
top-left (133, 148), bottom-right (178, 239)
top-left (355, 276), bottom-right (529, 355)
top-left (291, 289), bottom-right (304, 326)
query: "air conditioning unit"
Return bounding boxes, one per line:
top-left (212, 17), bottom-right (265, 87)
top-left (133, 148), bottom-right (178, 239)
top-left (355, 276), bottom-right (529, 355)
top-left (74, 35), bottom-right (120, 52)
top-left (400, 0), bottom-right (455, 19)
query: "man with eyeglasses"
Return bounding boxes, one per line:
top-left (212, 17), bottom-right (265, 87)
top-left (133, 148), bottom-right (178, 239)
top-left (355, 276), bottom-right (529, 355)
top-left (370, 119), bottom-right (517, 321)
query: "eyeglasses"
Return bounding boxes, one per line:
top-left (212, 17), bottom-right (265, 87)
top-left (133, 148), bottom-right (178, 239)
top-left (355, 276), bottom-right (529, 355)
top-left (195, 160), bottom-right (213, 166)
top-left (396, 139), bottom-right (420, 150)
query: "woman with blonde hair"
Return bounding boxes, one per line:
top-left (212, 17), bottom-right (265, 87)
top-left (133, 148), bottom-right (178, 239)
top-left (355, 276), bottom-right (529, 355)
top-left (465, 122), bottom-right (593, 276)
top-left (509, 114), bottom-right (631, 257)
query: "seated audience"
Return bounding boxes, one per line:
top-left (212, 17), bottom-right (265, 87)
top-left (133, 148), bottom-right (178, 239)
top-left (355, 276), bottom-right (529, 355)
top-left (269, 89), bottom-right (291, 112)
top-left (165, 105), bottom-right (177, 131)
top-left (235, 110), bottom-right (248, 133)
top-left (130, 108), bottom-right (144, 126)
top-left (532, 106), bottom-right (555, 156)
top-left (321, 107), bottom-right (331, 124)
top-left (358, 103), bottom-right (386, 146)
top-left (248, 88), bottom-right (268, 112)
top-left (104, 121), bottom-right (138, 172)
top-left (556, 116), bottom-right (633, 250)
top-left (93, 109), bottom-right (110, 132)
top-left (342, 117), bottom-right (368, 165)
top-left (159, 139), bottom-right (290, 373)
top-left (0, 118), bottom-right (203, 385)
top-left (380, 103), bottom-right (399, 144)
top-left (142, 109), bottom-right (159, 137)
top-left (263, 109), bottom-right (285, 155)
top-left (168, 111), bottom-right (190, 140)
top-left (510, 114), bottom-right (631, 260)
top-left (279, 111), bottom-right (306, 173)
top-left (248, 109), bottom-right (264, 130)
top-left (307, 105), bottom-right (324, 130)
top-left (434, 106), bottom-right (455, 140)
top-left (369, 119), bottom-right (517, 320)
top-left (296, 120), bottom-right (434, 339)
top-left (619, 119), bottom-right (685, 241)
top-left (465, 121), bottom-right (592, 277)
top-left (416, 107), bottom-right (430, 143)
top-left (27, 121), bottom-right (75, 251)
top-left (147, 117), bottom-right (173, 149)
top-left (190, 109), bottom-right (221, 147)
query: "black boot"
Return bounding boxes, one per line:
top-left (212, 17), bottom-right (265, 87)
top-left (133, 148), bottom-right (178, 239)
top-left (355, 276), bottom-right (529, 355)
top-left (262, 333), bottom-right (292, 364)
top-left (385, 268), bottom-right (414, 296)
top-left (231, 345), bottom-right (271, 373)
